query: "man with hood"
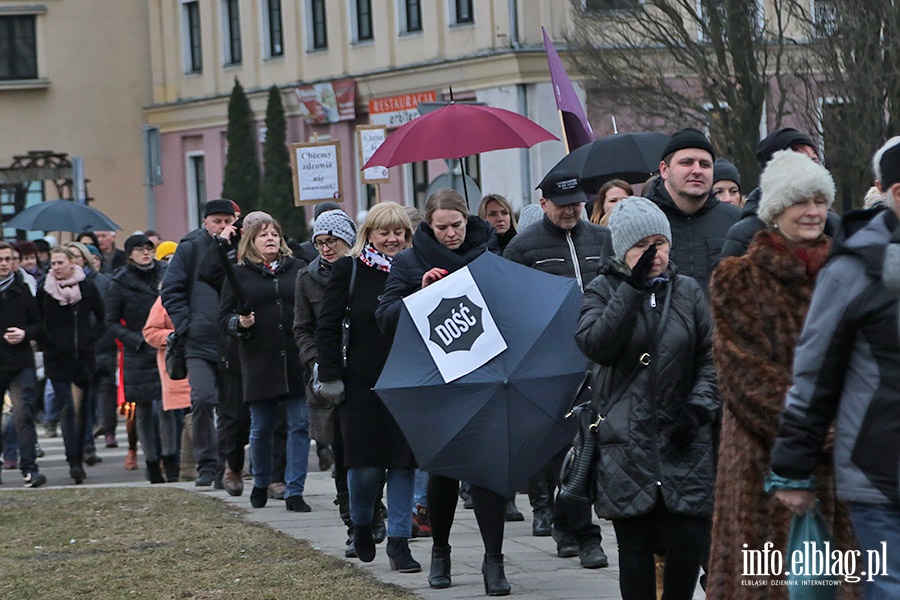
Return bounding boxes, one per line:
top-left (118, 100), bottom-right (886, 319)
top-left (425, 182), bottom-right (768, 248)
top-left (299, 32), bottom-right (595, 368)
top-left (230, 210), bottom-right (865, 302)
top-left (770, 136), bottom-right (900, 598)
top-left (642, 128), bottom-right (740, 293)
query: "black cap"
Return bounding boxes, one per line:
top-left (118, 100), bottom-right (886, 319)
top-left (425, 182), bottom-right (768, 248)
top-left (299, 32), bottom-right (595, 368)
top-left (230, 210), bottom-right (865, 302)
top-left (756, 128), bottom-right (816, 168)
top-left (204, 199), bottom-right (236, 217)
top-left (538, 170), bottom-right (588, 205)
top-left (124, 234), bottom-right (154, 254)
top-left (713, 159), bottom-right (741, 189)
top-left (313, 201), bottom-right (342, 219)
top-left (880, 143), bottom-right (900, 190)
top-left (661, 128), bottom-right (716, 162)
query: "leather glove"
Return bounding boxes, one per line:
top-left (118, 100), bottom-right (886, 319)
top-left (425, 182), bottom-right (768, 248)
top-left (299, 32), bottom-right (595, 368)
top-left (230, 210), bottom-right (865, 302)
top-left (670, 404), bottom-right (705, 450)
top-left (627, 244), bottom-right (658, 289)
top-left (318, 380), bottom-right (345, 406)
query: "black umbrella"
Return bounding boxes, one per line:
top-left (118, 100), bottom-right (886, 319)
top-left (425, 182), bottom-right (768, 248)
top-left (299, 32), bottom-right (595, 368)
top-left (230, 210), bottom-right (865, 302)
top-left (7, 199), bottom-right (121, 232)
top-left (374, 252), bottom-right (585, 497)
top-left (540, 132), bottom-right (670, 194)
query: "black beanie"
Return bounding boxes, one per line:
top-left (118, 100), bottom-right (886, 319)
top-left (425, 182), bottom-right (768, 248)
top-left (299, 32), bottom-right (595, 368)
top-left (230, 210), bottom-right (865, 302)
top-left (755, 128), bottom-right (816, 168)
top-left (661, 128), bottom-right (716, 162)
top-left (713, 159), bottom-right (741, 189)
top-left (881, 143), bottom-right (900, 190)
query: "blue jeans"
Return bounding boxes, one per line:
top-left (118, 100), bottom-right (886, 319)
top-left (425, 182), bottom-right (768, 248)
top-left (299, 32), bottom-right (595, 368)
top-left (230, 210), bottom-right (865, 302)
top-left (348, 466), bottom-right (415, 538)
top-left (43, 379), bottom-right (58, 424)
top-left (52, 379), bottom-right (87, 464)
top-left (848, 502), bottom-right (900, 600)
top-left (1, 368), bottom-right (39, 475)
top-left (249, 395), bottom-right (309, 498)
top-left (414, 469), bottom-right (429, 506)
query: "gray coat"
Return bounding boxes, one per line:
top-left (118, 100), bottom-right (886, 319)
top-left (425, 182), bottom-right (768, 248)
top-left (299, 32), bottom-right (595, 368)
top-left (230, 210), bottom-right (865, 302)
top-left (576, 261), bottom-right (719, 519)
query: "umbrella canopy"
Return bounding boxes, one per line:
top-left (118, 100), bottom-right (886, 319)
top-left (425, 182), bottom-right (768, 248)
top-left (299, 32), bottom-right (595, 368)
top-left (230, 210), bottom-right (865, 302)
top-left (539, 132), bottom-right (670, 194)
top-left (374, 252), bottom-right (585, 497)
top-left (7, 199), bottom-right (121, 232)
top-left (362, 103), bottom-right (558, 169)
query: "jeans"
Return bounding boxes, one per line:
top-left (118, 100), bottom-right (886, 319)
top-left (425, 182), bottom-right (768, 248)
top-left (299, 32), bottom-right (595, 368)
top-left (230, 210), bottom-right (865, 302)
top-left (186, 358), bottom-right (220, 476)
top-left (348, 466), bottom-right (415, 538)
top-left (159, 404), bottom-right (180, 457)
top-left (135, 401), bottom-right (160, 463)
top-left (848, 502), bottom-right (900, 600)
top-left (82, 380), bottom-right (98, 451)
top-left (249, 395), bottom-right (309, 498)
top-left (94, 369), bottom-right (117, 435)
top-left (43, 380), bottom-right (58, 424)
top-left (414, 469), bottom-right (429, 506)
top-left (0, 368), bottom-right (39, 475)
top-left (53, 379), bottom-right (88, 464)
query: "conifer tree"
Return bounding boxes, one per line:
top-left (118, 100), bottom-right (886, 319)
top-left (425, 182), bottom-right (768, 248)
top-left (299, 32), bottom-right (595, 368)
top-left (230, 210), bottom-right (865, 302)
top-left (222, 78), bottom-right (260, 212)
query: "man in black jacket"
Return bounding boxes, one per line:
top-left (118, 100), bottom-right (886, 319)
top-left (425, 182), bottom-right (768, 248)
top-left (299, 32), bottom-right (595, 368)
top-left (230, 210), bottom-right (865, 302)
top-left (643, 128), bottom-right (740, 293)
top-left (0, 242), bottom-right (46, 487)
top-left (161, 199), bottom-right (238, 486)
top-left (504, 172), bottom-right (612, 569)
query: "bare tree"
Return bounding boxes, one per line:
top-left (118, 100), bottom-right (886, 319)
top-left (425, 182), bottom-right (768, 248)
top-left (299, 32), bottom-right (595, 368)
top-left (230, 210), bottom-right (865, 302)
top-left (564, 0), bottom-right (806, 190)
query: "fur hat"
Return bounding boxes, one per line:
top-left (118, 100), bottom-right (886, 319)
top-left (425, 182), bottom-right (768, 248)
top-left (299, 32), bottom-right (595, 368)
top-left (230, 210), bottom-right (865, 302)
top-left (756, 128), bottom-right (816, 168)
top-left (713, 159), bottom-right (741, 189)
top-left (313, 209), bottom-right (357, 247)
top-left (661, 128), bottom-right (716, 162)
top-left (758, 150), bottom-right (835, 225)
top-left (608, 196), bottom-right (672, 262)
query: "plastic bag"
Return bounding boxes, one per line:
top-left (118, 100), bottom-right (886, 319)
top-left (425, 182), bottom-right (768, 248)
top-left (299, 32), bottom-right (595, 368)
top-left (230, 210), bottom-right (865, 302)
top-left (786, 506), bottom-right (839, 600)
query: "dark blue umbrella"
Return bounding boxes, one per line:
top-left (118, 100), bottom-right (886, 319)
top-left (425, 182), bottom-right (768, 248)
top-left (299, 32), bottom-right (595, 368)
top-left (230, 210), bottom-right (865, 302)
top-left (7, 199), bottom-right (121, 232)
top-left (374, 252), bottom-right (585, 497)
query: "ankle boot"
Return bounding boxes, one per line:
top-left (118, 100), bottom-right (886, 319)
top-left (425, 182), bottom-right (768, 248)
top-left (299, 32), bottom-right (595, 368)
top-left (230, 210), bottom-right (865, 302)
top-left (428, 544), bottom-right (452, 589)
top-left (353, 523), bottom-right (376, 562)
top-left (482, 553), bottom-right (511, 596)
top-left (146, 461), bottom-right (165, 484)
top-left (162, 455), bottom-right (180, 482)
top-left (250, 486), bottom-right (268, 508)
top-left (372, 500), bottom-right (387, 544)
top-left (386, 537), bottom-right (421, 573)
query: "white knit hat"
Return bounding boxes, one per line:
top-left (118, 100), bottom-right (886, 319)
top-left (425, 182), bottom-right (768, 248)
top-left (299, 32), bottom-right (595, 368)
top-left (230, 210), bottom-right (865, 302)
top-left (758, 150), bottom-right (835, 225)
top-left (313, 209), bottom-right (357, 247)
top-left (608, 196), bottom-right (672, 262)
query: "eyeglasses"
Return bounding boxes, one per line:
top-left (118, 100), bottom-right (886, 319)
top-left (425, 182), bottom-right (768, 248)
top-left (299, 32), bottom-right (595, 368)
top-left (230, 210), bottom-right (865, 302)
top-left (314, 237), bottom-right (340, 250)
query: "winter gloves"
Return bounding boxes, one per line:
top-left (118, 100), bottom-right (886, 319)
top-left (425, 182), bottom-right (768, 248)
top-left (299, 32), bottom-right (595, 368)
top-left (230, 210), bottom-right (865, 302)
top-left (627, 244), bottom-right (657, 290)
top-left (670, 404), bottom-right (708, 450)
top-left (318, 380), bottom-right (345, 406)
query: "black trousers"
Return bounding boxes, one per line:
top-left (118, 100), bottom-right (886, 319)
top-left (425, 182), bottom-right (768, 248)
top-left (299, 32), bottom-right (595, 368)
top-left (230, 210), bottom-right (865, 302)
top-left (428, 475), bottom-right (506, 554)
top-left (217, 371), bottom-right (249, 474)
top-left (529, 447), bottom-right (603, 544)
top-left (611, 495), bottom-right (709, 600)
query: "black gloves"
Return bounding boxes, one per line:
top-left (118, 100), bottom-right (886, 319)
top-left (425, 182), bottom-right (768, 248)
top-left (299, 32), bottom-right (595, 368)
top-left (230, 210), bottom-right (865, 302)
top-left (627, 244), bottom-right (658, 289)
top-left (670, 405), bottom-right (706, 450)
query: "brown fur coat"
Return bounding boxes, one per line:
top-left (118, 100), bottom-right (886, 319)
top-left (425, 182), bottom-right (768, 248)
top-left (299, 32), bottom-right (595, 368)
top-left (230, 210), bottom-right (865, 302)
top-left (707, 231), bottom-right (859, 599)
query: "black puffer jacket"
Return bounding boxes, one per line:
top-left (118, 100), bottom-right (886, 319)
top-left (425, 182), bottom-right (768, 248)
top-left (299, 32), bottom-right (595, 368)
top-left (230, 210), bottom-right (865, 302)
top-left (36, 278), bottom-right (105, 386)
top-left (575, 260), bottom-right (719, 519)
top-left (88, 269), bottom-right (117, 376)
top-left (376, 215), bottom-right (496, 335)
top-left (105, 261), bottom-right (166, 403)
top-left (503, 215), bottom-right (612, 291)
top-left (643, 177), bottom-right (741, 292)
top-left (160, 228), bottom-right (221, 362)
top-left (219, 255), bottom-right (305, 403)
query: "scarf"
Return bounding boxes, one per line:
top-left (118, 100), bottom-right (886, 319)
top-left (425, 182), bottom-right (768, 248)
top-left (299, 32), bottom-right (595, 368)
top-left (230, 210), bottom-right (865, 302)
top-left (44, 267), bottom-right (86, 305)
top-left (359, 243), bottom-right (393, 273)
top-left (767, 230), bottom-right (831, 278)
top-left (306, 255), bottom-right (334, 287)
top-left (0, 272), bottom-right (14, 293)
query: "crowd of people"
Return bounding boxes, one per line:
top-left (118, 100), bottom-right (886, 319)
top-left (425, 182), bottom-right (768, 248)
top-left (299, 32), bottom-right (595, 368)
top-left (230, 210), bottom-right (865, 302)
top-left (2, 127), bottom-right (899, 599)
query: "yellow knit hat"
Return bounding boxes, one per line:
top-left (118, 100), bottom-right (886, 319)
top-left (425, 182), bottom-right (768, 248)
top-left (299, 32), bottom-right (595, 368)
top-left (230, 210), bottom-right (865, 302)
top-left (155, 240), bottom-right (178, 261)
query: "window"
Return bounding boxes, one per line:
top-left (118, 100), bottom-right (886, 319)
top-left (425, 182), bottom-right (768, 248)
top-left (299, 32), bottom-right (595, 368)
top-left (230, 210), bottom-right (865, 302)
top-left (186, 153), bottom-right (207, 229)
top-left (222, 0), bottom-right (242, 65)
top-left (352, 0), bottom-right (373, 42)
top-left (813, 0), bottom-right (837, 37)
top-left (182, 1), bottom-right (202, 73)
top-left (697, 0), bottom-right (765, 42)
top-left (0, 15), bottom-right (38, 80)
top-left (263, 0), bottom-right (284, 57)
top-left (411, 161), bottom-right (429, 211)
top-left (450, 0), bottom-right (474, 25)
top-left (399, 0), bottom-right (422, 34)
top-left (308, 0), bottom-right (328, 50)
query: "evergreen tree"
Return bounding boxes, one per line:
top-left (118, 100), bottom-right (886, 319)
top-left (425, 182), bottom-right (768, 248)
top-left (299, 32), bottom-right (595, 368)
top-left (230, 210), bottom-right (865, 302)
top-left (222, 78), bottom-right (260, 213)
top-left (259, 85), bottom-right (307, 241)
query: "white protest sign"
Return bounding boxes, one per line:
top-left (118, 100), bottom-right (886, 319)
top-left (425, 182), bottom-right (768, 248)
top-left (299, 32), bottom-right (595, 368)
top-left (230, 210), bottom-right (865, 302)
top-left (290, 140), bottom-right (343, 205)
top-left (402, 266), bottom-right (507, 383)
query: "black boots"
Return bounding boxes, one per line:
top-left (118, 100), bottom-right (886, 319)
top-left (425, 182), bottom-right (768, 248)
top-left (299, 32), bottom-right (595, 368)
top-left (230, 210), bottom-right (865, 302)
top-left (386, 537), bottom-right (421, 572)
top-left (353, 524), bottom-right (376, 562)
top-left (146, 461), bottom-right (165, 484)
top-left (482, 553), bottom-right (511, 596)
top-left (372, 500), bottom-right (387, 544)
top-left (335, 492), bottom-right (356, 558)
top-left (250, 486), bottom-right (268, 508)
top-left (162, 455), bottom-right (180, 482)
top-left (428, 544), bottom-right (452, 589)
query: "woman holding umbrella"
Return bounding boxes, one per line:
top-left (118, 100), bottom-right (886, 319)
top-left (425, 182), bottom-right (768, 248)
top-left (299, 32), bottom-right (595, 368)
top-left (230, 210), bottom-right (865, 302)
top-left (315, 202), bottom-right (418, 572)
top-left (375, 189), bottom-right (510, 596)
top-left (36, 246), bottom-right (106, 484)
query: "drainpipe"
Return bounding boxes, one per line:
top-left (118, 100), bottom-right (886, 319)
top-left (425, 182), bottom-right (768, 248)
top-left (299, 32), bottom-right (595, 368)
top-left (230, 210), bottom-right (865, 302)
top-left (518, 84), bottom-right (531, 208)
top-left (508, 0), bottom-right (520, 48)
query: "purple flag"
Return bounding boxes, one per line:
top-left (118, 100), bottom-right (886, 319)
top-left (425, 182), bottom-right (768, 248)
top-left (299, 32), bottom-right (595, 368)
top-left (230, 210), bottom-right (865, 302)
top-left (542, 26), bottom-right (593, 152)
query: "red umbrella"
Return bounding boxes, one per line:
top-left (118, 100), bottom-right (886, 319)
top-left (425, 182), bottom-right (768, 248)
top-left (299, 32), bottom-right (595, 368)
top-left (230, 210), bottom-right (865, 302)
top-left (362, 103), bottom-right (558, 169)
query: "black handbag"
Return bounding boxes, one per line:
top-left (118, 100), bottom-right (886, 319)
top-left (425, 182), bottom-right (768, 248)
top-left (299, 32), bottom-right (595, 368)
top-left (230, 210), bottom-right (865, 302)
top-left (164, 330), bottom-right (188, 380)
top-left (558, 282), bottom-right (672, 504)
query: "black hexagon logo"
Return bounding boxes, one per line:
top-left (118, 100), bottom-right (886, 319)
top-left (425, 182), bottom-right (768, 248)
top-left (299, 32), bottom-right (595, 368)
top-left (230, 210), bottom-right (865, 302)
top-left (428, 295), bottom-right (484, 353)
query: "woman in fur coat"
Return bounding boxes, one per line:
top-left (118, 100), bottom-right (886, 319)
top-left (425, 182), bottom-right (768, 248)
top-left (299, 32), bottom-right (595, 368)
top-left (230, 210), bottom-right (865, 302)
top-left (707, 151), bottom-right (859, 599)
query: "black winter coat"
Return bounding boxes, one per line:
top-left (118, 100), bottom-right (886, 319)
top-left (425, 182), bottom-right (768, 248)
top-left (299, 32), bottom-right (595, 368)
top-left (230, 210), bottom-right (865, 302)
top-left (643, 177), bottom-right (741, 292)
top-left (318, 256), bottom-right (415, 468)
top-left (36, 278), bottom-right (105, 387)
top-left (105, 262), bottom-right (166, 404)
top-left (375, 215), bottom-right (496, 335)
top-left (220, 256), bottom-right (305, 403)
top-left (503, 215), bottom-right (613, 291)
top-left (197, 237), bottom-right (244, 374)
top-left (160, 228), bottom-right (221, 362)
top-left (575, 261), bottom-right (719, 519)
top-left (0, 273), bottom-right (41, 373)
top-left (88, 270), bottom-right (117, 376)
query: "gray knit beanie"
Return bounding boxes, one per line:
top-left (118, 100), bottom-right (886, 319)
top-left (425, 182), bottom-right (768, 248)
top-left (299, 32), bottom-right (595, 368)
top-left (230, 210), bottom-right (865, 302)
top-left (758, 150), bottom-right (835, 225)
top-left (608, 196), bottom-right (672, 262)
top-left (313, 209), bottom-right (357, 247)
